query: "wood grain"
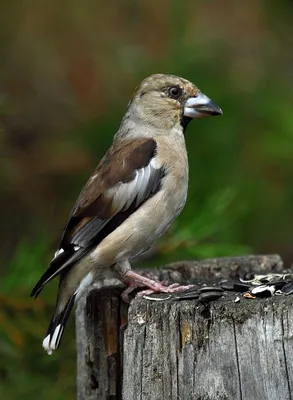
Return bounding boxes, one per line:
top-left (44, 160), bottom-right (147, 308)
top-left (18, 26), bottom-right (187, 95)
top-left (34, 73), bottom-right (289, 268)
top-left (76, 254), bottom-right (292, 400)
top-left (123, 295), bottom-right (293, 400)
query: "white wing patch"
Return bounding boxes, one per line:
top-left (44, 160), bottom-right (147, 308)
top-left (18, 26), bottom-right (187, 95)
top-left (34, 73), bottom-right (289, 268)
top-left (150, 157), bottom-right (161, 169)
top-left (135, 168), bottom-right (145, 205)
top-left (124, 171), bottom-right (139, 209)
top-left (106, 156), bottom-right (162, 213)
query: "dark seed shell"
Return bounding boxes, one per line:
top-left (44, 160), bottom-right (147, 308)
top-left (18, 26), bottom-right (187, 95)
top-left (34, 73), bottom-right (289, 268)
top-left (220, 282), bottom-right (235, 291)
top-left (143, 293), bottom-right (172, 301)
top-left (251, 285), bottom-right (274, 297)
top-left (267, 280), bottom-right (287, 290)
top-left (198, 286), bottom-right (224, 293)
top-left (259, 277), bottom-right (270, 283)
top-left (281, 282), bottom-right (293, 295)
top-left (173, 291), bottom-right (200, 300)
top-left (254, 291), bottom-right (273, 298)
top-left (198, 292), bottom-right (222, 303)
top-left (233, 283), bottom-right (251, 292)
top-left (241, 272), bottom-right (255, 281)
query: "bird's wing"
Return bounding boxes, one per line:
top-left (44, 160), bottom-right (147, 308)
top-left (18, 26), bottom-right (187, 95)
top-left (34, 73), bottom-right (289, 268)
top-left (31, 138), bottom-right (164, 297)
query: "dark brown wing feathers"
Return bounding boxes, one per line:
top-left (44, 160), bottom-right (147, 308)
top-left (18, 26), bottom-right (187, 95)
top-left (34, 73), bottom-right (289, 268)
top-left (74, 138), bottom-right (157, 214)
top-left (62, 138), bottom-right (157, 242)
top-left (30, 138), bottom-right (162, 297)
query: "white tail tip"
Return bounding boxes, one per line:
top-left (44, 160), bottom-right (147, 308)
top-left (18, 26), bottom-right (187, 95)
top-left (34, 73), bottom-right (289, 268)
top-left (42, 324), bottom-right (64, 355)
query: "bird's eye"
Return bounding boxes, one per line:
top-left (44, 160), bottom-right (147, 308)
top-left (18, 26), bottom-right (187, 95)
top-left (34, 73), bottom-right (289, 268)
top-left (167, 85), bottom-right (182, 99)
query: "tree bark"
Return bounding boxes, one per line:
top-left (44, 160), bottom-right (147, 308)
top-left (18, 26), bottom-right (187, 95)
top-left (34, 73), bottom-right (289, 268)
top-left (76, 254), bottom-right (292, 400)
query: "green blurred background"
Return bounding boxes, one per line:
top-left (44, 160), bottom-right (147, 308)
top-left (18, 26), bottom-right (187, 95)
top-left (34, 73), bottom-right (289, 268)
top-left (1, 0), bottom-right (293, 398)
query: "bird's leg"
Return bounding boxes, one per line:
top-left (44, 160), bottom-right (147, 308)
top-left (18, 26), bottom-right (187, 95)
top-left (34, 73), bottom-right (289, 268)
top-left (116, 265), bottom-right (196, 302)
top-left (116, 269), bottom-right (169, 302)
top-left (121, 270), bottom-right (171, 291)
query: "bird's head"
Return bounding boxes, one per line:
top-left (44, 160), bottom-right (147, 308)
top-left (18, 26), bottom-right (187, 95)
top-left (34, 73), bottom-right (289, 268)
top-left (128, 74), bottom-right (223, 131)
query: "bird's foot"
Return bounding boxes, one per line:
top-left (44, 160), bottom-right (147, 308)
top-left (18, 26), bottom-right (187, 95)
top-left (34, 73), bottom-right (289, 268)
top-left (136, 283), bottom-right (196, 298)
top-left (120, 278), bottom-right (168, 303)
top-left (120, 270), bottom-right (196, 302)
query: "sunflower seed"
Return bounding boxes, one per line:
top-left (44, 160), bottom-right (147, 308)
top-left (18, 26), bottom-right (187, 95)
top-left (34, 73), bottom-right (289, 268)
top-left (198, 292), bottom-right (223, 303)
top-left (143, 294), bottom-right (172, 301)
top-left (281, 282), bottom-right (293, 295)
top-left (220, 282), bottom-right (234, 291)
top-left (198, 286), bottom-right (224, 293)
top-left (233, 282), bottom-right (250, 292)
top-left (267, 280), bottom-right (287, 290)
top-left (251, 285), bottom-right (275, 297)
top-left (172, 290), bottom-right (200, 300)
top-left (283, 274), bottom-right (293, 281)
top-left (241, 272), bottom-right (255, 281)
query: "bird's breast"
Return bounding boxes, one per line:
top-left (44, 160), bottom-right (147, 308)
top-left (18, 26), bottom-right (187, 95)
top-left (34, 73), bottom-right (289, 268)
top-left (152, 137), bottom-right (189, 233)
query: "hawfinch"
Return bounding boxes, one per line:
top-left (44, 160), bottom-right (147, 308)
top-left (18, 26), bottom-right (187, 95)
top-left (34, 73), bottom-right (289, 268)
top-left (31, 74), bottom-right (222, 354)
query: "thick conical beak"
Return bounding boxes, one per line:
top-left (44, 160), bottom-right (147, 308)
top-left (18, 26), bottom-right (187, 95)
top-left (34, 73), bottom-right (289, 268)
top-left (184, 92), bottom-right (223, 119)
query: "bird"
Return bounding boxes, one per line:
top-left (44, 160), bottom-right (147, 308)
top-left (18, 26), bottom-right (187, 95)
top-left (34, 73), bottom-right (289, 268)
top-left (31, 73), bottom-right (222, 355)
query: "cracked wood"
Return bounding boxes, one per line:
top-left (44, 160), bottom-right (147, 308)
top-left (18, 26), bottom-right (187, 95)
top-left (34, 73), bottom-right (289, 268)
top-left (122, 295), bottom-right (293, 400)
top-left (76, 254), bottom-right (293, 400)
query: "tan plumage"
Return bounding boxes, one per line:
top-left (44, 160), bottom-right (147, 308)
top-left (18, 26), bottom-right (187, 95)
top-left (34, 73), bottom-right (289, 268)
top-left (31, 73), bottom-right (222, 354)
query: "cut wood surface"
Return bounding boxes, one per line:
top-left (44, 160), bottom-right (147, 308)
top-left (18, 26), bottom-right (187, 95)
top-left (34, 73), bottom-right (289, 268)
top-left (76, 254), bottom-right (293, 400)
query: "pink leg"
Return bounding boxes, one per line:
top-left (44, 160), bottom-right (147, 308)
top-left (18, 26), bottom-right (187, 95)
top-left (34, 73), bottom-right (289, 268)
top-left (120, 270), bottom-right (196, 301)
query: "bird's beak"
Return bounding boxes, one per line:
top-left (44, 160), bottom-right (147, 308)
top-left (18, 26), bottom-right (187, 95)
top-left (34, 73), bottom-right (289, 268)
top-left (184, 92), bottom-right (223, 119)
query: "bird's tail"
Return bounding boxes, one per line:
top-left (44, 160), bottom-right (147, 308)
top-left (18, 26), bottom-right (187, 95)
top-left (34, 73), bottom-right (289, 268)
top-left (42, 295), bottom-right (75, 355)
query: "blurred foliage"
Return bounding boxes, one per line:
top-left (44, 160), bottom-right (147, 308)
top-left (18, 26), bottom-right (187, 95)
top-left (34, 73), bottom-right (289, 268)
top-left (0, 239), bottom-right (76, 399)
top-left (1, 0), bottom-right (293, 398)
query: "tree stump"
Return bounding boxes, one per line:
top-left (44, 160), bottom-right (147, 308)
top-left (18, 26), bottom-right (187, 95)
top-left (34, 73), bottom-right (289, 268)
top-left (76, 254), bottom-right (293, 400)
